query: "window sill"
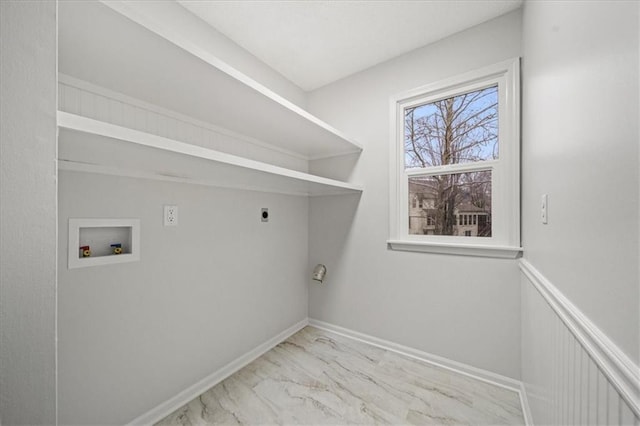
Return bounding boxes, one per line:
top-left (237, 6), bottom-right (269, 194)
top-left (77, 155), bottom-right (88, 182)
top-left (387, 240), bottom-right (522, 259)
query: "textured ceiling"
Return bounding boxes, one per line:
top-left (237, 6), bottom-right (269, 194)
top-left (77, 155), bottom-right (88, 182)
top-left (178, 1), bottom-right (523, 91)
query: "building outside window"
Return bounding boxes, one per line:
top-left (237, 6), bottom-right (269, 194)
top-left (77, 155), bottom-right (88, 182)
top-left (388, 59), bottom-right (521, 258)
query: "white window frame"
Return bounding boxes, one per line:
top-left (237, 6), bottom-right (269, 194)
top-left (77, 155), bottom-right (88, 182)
top-left (388, 58), bottom-right (522, 258)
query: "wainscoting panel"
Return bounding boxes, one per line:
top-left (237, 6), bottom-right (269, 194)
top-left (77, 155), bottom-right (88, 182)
top-left (520, 260), bottom-right (639, 426)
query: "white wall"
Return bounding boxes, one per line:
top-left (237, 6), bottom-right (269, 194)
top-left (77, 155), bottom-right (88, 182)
top-left (55, 2), bottom-right (313, 422)
top-left (520, 1), bottom-right (639, 423)
top-left (93, 1), bottom-right (306, 109)
top-left (306, 11), bottom-right (523, 379)
top-left (521, 0), bottom-right (639, 364)
top-left (57, 172), bottom-right (309, 425)
top-left (0, 1), bottom-right (58, 424)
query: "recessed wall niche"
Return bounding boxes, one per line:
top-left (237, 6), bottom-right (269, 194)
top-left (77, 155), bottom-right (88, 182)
top-left (68, 218), bottom-right (140, 269)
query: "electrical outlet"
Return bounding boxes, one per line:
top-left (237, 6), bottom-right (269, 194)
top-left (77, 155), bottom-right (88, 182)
top-left (261, 208), bottom-right (269, 222)
top-left (541, 194), bottom-right (548, 224)
top-left (164, 205), bottom-right (178, 226)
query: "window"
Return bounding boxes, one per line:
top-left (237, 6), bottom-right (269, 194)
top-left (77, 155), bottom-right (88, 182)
top-left (388, 59), bottom-right (521, 258)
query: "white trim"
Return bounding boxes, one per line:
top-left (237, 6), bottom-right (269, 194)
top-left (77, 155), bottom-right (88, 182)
top-left (307, 319), bottom-right (524, 396)
top-left (55, 2), bottom-right (60, 421)
top-left (393, 60), bottom-right (516, 104)
top-left (387, 239), bottom-right (522, 258)
top-left (389, 58), bottom-right (520, 252)
top-left (519, 382), bottom-right (535, 426)
top-left (58, 112), bottom-right (363, 197)
top-left (126, 318), bottom-right (309, 426)
top-left (519, 259), bottom-right (640, 418)
top-left (96, 1), bottom-right (363, 161)
top-left (405, 160), bottom-right (499, 176)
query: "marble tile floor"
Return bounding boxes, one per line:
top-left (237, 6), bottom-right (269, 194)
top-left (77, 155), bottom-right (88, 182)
top-left (157, 326), bottom-right (524, 425)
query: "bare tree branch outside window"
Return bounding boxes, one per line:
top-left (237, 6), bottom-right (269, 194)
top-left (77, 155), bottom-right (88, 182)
top-left (405, 86), bottom-right (497, 237)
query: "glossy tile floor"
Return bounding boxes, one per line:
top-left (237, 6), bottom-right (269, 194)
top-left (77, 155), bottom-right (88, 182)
top-left (157, 326), bottom-right (524, 425)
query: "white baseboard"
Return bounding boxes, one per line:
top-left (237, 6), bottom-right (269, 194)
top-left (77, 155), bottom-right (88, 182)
top-left (519, 382), bottom-right (534, 426)
top-left (126, 318), bottom-right (309, 425)
top-left (308, 318), bottom-right (531, 424)
top-left (126, 316), bottom-right (533, 425)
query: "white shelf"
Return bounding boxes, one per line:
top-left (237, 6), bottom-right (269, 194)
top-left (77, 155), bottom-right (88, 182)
top-left (58, 112), bottom-right (363, 197)
top-left (58, 1), bottom-right (363, 161)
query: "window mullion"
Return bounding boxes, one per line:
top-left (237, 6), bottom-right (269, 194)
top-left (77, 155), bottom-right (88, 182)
top-left (405, 160), bottom-right (498, 177)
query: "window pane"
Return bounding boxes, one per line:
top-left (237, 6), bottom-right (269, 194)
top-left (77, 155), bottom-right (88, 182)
top-left (408, 171), bottom-right (492, 237)
top-left (404, 86), bottom-right (498, 169)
